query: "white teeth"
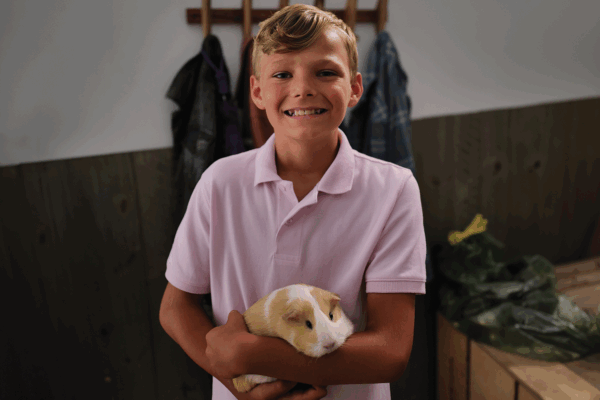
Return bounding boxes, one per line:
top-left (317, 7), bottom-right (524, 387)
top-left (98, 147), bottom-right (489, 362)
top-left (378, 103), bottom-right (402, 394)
top-left (287, 109), bottom-right (323, 116)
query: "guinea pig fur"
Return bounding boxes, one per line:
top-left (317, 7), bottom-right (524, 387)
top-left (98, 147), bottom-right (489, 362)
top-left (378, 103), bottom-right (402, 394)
top-left (232, 284), bottom-right (354, 393)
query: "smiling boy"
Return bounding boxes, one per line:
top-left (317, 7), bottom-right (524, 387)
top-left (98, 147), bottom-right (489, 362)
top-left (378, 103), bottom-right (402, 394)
top-left (160, 4), bottom-right (427, 400)
top-left (249, 16), bottom-right (362, 202)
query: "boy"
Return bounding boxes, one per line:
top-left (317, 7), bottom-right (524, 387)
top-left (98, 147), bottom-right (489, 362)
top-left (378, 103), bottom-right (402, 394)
top-left (160, 4), bottom-right (427, 400)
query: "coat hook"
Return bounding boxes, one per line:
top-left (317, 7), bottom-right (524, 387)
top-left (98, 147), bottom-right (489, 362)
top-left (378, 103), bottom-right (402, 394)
top-left (243, 0), bottom-right (252, 41)
top-left (202, 0), bottom-right (211, 37)
top-left (314, 0), bottom-right (324, 10)
top-left (376, 0), bottom-right (388, 33)
top-left (345, 0), bottom-right (357, 31)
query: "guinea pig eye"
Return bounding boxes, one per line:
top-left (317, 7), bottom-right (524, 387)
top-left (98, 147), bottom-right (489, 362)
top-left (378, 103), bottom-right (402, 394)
top-left (329, 312), bottom-right (334, 320)
top-left (305, 320), bottom-right (313, 330)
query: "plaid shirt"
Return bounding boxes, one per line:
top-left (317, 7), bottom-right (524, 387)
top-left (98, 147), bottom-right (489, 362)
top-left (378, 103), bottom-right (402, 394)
top-left (342, 31), bottom-right (434, 282)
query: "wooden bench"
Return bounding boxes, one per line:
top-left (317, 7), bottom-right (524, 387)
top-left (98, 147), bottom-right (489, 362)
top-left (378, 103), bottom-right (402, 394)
top-left (437, 257), bottom-right (600, 400)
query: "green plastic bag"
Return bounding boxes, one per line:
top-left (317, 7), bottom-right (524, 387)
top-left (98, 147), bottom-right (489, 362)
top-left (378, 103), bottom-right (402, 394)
top-left (437, 230), bottom-right (600, 362)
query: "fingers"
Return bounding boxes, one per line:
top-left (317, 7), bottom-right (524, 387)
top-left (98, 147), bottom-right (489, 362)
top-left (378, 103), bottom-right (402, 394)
top-left (303, 385), bottom-right (327, 400)
top-left (278, 384), bottom-right (328, 400)
top-left (248, 379), bottom-right (297, 400)
top-left (228, 310), bottom-right (249, 331)
top-left (313, 385), bottom-right (328, 399)
top-left (228, 309), bottom-right (243, 322)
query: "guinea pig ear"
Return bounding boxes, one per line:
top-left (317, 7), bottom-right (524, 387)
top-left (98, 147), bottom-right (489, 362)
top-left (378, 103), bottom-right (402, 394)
top-left (282, 301), bottom-right (304, 323)
top-left (329, 293), bottom-right (341, 308)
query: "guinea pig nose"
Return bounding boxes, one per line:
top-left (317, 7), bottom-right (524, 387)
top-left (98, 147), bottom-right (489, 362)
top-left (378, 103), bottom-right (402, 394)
top-left (324, 342), bottom-right (335, 350)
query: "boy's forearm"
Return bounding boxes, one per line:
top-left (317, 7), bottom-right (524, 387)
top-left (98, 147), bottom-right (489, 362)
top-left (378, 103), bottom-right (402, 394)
top-left (160, 296), bottom-right (217, 377)
top-left (163, 305), bottom-right (248, 393)
top-left (244, 330), bottom-right (407, 387)
top-left (161, 303), bottom-right (246, 396)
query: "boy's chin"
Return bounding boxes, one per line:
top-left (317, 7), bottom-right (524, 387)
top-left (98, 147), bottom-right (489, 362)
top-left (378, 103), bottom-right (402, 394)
top-left (277, 126), bottom-right (340, 139)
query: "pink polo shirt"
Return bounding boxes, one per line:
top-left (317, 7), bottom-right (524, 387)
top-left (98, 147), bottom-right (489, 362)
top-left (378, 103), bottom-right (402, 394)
top-left (166, 128), bottom-right (427, 400)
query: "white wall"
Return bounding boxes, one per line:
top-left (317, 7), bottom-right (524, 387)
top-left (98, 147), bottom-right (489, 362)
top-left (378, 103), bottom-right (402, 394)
top-left (1, 0), bottom-right (598, 167)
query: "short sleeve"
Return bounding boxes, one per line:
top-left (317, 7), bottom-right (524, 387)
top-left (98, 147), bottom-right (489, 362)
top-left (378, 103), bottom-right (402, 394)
top-left (165, 167), bottom-right (213, 294)
top-left (365, 174), bottom-right (427, 294)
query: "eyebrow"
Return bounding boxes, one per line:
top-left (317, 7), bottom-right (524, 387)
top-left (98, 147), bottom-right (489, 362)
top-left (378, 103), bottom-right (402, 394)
top-left (268, 58), bottom-right (345, 70)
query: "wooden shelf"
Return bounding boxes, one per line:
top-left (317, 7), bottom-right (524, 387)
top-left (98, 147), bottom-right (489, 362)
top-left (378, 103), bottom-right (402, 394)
top-left (186, 8), bottom-right (379, 25)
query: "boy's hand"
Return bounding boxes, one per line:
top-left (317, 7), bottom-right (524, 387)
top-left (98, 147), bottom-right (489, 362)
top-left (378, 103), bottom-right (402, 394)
top-left (279, 383), bottom-right (328, 399)
top-left (224, 379), bottom-right (327, 400)
top-left (206, 310), bottom-right (253, 379)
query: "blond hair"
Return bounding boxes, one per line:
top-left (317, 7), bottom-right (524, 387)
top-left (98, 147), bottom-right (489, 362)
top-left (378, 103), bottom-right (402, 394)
top-left (252, 4), bottom-right (358, 79)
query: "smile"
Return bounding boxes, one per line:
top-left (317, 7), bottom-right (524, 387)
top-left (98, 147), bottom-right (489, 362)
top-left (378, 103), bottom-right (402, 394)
top-left (284, 108), bottom-right (328, 117)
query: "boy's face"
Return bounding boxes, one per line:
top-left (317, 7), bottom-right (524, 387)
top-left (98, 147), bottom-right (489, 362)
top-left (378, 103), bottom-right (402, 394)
top-left (250, 28), bottom-right (363, 142)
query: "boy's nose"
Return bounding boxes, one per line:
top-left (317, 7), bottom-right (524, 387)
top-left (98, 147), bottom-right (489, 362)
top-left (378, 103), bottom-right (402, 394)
top-left (292, 78), bottom-right (316, 98)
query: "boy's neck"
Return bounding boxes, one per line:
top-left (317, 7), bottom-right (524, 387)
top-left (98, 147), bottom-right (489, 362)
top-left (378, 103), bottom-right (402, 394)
top-left (274, 130), bottom-right (341, 182)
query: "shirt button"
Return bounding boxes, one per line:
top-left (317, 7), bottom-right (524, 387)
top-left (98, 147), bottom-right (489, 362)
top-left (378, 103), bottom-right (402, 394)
top-left (286, 219), bottom-right (293, 225)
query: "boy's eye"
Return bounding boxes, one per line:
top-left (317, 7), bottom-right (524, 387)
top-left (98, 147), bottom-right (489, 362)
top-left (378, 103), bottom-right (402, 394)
top-left (319, 70), bottom-right (337, 77)
top-left (273, 72), bottom-right (291, 79)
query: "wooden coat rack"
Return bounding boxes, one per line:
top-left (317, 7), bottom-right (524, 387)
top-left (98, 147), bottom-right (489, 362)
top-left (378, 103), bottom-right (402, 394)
top-left (187, 0), bottom-right (389, 40)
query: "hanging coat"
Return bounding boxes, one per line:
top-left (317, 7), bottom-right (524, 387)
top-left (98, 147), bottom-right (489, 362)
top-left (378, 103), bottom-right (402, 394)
top-left (235, 37), bottom-right (274, 149)
top-left (166, 34), bottom-right (246, 226)
top-left (342, 31), bottom-right (414, 170)
top-left (341, 31), bottom-right (434, 282)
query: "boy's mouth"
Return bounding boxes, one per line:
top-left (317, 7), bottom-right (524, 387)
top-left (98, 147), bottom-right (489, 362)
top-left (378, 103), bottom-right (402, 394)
top-left (283, 108), bottom-right (328, 117)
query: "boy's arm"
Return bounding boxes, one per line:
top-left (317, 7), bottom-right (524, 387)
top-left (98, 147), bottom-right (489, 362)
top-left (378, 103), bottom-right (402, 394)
top-left (242, 292), bottom-right (415, 387)
top-left (158, 283), bottom-right (246, 396)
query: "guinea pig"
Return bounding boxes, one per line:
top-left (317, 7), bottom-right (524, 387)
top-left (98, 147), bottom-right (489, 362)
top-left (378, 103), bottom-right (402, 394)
top-left (232, 283), bottom-right (354, 393)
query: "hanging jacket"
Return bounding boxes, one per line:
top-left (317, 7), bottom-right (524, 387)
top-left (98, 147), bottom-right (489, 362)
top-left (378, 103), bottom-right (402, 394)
top-left (166, 34), bottom-right (246, 226)
top-left (235, 37), bottom-right (274, 149)
top-left (342, 31), bottom-right (414, 170)
top-left (341, 31), bottom-right (434, 282)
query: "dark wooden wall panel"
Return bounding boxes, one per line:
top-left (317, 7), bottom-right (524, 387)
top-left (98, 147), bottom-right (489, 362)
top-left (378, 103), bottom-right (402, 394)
top-left (412, 96), bottom-right (600, 265)
top-left (1, 165), bottom-right (56, 400)
top-left (2, 155), bottom-right (159, 399)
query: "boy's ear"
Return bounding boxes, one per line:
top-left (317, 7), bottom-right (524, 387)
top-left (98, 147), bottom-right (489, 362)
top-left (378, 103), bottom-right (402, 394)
top-left (347, 72), bottom-right (363, 108)
top-left (250, 75), bottom-right (266, 110)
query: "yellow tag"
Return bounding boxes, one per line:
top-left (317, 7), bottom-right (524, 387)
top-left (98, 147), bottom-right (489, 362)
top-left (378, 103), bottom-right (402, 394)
top-left (448, 214), bottom-right (488, 245)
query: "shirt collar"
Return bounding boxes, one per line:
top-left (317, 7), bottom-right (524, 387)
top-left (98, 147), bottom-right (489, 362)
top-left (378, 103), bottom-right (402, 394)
top-left (254, 128), bottom-right (355, 195)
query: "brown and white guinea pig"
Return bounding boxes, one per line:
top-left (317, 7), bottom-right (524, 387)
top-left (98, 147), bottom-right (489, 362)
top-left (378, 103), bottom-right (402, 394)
top-left (232, 283), bottom-right (354, 393)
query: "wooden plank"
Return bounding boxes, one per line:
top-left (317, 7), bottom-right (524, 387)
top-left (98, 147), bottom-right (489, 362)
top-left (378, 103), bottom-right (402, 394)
top-left (554, 256), bottom-right (600, 293)
top-left (0, 165), bottom-right (21, 281)
top-left (565, 353), bottom-right (600, 392)
top-left (132, 148), bottom-right (213, 399)
top-left (470, 341), bottom-right (516, 400)
top-left (588, 213), bottom-right (600, 257)
top-left (501, 103), bottom-right (551, 261)
top-left (479, 108), bottom-right (511, 244)
top-left (69, 153), bottom-right (158, 399)
top-left (453, 112), bottom-right (483, 232)
top-left (555, 257), bottom-right (600, 279)
top-left (545, 98), bottom-right (600, 265)
top-left (556, 270), bottom-right (600, 292)
top-left (437, 313), bottom-right (469, 400)
top-left (412, 116), bottom-right (457, 247)
top-left (518, 383), bottom-right (542, 400)
top-left (478, 342), bottom-right (600, 400)
top-left (561, 283), bottom-right (600, 316)
top-left (0, 170), bottom-right (16, 400)
top-left (0, 164), bottom-right (55, 399)
top-left (569, 98), bottom-right (600, 261)
top-left (16, 154), bottom-right (157, 399)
